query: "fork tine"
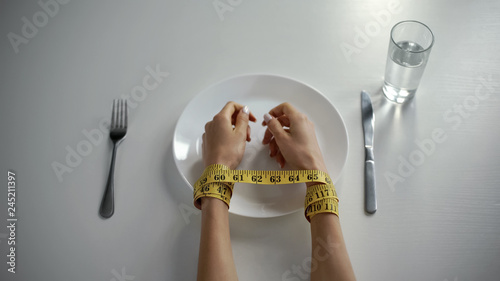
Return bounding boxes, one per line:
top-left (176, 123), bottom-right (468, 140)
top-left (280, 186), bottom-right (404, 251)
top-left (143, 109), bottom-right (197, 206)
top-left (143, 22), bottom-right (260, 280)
top-left (120, 99), bottom-right (125, 128)
top-left (116, 99), bottom-right (120, 128)
top-left (116, 100), bottom-right (122, 128)
top-left (124, 100), bottom-right (128, 128)
top-left (117, 100), bottom-right (121, 128)
top-left (111, 99), bottom-right (117, 129)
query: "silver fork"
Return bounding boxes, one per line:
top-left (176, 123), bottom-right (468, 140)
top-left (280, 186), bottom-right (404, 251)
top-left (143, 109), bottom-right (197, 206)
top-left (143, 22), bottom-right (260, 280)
top-left (99, 99), bottom-right (128, 218)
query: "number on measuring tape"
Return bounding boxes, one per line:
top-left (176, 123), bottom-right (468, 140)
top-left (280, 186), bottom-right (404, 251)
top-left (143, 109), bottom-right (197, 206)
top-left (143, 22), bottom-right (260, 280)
top-left (214, 174), bottom-right (225, 181)
top-left (270, 175), bottom-right (281, 183)
top-left (251, 175), bottom-right (262, 183)
top-left (307, 174), bottom-right (319, 181)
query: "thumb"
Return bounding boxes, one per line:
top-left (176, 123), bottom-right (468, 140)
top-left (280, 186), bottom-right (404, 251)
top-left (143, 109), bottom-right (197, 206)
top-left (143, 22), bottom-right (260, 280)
top-left (235, 105), bottom-right (250, 136)
top-left (264, 113), bottom-right (286, 140)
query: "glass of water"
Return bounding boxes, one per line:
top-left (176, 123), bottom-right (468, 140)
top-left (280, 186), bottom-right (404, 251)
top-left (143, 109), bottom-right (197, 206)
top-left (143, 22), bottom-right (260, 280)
top-left (383, 20), bottom-right (434, 103)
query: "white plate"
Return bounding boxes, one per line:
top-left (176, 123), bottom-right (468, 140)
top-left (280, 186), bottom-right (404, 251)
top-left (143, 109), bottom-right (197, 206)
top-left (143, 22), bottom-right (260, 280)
top-left (173, 74), bottom-right (348, 218)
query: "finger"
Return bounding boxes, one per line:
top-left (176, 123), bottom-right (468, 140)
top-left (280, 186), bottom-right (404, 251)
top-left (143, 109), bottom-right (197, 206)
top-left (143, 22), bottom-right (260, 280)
top-left (264, 113), bottom-right (287, 141)
top-left (249, 112), bottom-right (257, 123)
top-left (268, 102), bottom-right (299, 118)
top-left (262, 117), bottom-right (290, 144)
top-left (220, 101), bottom-right (243, 115)
top-left (276, 115), bottom-right (290, 127)
top-left (246, 125), bottom-right (251, 142)
top-left (235, 106), bottom-right (250, 136)
top-left (219, 101), bottom-right (244, 122)
top-left (269, 138), bottom-right (279, 157)
top-left (204, 121), bottom-right (211, 132)
top-left (262, 127), bottom-right (273, 144)
top-left (217, 101), bottom-right (256, 125)
top-left (262, 114), bottom-right (290, 127)
top-left (231, 109), bottom-right (239, 125)
top-left (276, 151), bottom-right (286, 168)
top-left (236, 111), bottom-right (257, 124)
top-left (202, 133), bottom-right (206, 155)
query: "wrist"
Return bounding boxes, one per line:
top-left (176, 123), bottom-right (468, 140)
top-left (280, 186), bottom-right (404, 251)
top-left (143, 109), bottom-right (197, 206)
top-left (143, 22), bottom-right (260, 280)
top-left (309, 163), bottom-right (328, 174)
top-left (205, 159), bottom-right (237, 170)
top-left (201, 197), bottom-right (229, 211)
top-left (306, 182), bottom-right (319, 188)
top-left (310, 212), bottom-right (340, 223)
top-left (298, 155), bottom-right (328, 174)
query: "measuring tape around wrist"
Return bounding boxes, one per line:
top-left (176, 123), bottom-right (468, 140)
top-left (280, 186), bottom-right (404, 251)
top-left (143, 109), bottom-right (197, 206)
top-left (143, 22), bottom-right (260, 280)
top-left (305, 198), bottom-right (339, 221)
top-left (193, 182), bottom-right (234, 209)
top-left (193, 164), bottom-right (339, 220)
top-left (305, 184), bottom-right (339, 206)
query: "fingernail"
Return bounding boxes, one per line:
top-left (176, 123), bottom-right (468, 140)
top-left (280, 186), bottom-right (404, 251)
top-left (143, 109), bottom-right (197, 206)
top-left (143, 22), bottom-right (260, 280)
top-left (264, 113), bottom-right (273, 124)
top-left (242, 106), bottom-right (249, 115)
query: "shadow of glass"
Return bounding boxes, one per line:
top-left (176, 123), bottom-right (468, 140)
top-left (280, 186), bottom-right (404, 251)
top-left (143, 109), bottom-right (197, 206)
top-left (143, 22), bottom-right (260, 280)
top-left (371, 88), bottom-right (417, 193)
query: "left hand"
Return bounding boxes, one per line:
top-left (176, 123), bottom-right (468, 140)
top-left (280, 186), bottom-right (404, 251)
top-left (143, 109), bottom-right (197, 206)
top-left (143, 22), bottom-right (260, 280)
top-left (202, 101), bottom-right (256, 170)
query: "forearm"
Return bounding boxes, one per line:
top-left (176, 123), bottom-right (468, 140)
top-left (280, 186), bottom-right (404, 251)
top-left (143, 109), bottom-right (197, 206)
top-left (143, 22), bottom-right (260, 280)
top-left (197, 198), bottom-right (238, 281)
top-left (310, 213), bottom-right (356, 281)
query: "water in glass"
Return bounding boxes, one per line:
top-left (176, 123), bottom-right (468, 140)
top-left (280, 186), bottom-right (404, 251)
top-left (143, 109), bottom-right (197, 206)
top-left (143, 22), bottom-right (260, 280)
top-left (383, 40), bottom-right (427, 103)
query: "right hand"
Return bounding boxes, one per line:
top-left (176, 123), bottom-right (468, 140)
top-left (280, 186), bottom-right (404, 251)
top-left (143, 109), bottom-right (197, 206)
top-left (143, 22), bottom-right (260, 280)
top-left (262, 102), bottom-right (328, 173)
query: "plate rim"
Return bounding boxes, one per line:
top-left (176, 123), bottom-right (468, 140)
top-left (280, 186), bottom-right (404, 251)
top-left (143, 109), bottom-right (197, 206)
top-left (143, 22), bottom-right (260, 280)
top-left (172, 73), bottom-right (349, 217)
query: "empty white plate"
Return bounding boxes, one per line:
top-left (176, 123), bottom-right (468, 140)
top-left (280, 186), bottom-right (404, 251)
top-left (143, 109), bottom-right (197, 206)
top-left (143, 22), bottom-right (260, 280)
top-left (173, 74), bottom-right (348, 218)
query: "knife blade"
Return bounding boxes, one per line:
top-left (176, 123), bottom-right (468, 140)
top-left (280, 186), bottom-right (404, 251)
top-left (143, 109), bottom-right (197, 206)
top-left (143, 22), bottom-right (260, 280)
top-left (361, 90), bottom-right (377, 214)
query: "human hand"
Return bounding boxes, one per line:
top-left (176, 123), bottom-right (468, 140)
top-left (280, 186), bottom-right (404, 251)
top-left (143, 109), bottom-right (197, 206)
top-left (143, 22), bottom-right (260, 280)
top-left (202, 101), bottom-right (257, 170)
top-left (262, 102), bottom-right (327, 173)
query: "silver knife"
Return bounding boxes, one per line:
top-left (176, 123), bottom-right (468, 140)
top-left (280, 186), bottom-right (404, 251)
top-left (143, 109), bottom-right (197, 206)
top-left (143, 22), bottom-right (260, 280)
top-left (361, 90), bottom-right (377, 214)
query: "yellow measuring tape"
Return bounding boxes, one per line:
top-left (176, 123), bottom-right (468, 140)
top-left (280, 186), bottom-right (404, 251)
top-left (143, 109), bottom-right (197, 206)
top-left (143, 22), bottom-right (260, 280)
top-left (193, 164), bottom-right (339, 221)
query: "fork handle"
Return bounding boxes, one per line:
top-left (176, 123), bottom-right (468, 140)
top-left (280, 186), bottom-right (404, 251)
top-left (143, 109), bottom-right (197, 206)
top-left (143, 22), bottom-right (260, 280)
top-left (100, 142), bottom-right (118, 218)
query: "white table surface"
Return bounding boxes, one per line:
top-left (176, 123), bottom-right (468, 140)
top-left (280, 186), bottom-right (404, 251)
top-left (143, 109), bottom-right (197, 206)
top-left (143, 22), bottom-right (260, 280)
top-left (1, 0), bottom-right (500, 280)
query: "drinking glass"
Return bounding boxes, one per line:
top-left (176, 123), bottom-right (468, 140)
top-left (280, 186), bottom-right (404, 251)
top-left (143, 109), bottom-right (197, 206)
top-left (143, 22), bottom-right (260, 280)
top-left (383, 20), bottom-right (434, 103)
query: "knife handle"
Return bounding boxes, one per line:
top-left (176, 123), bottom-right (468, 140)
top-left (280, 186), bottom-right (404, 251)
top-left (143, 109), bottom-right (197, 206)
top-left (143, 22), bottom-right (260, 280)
top-left (364, 160), bottom-right (377, 214)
